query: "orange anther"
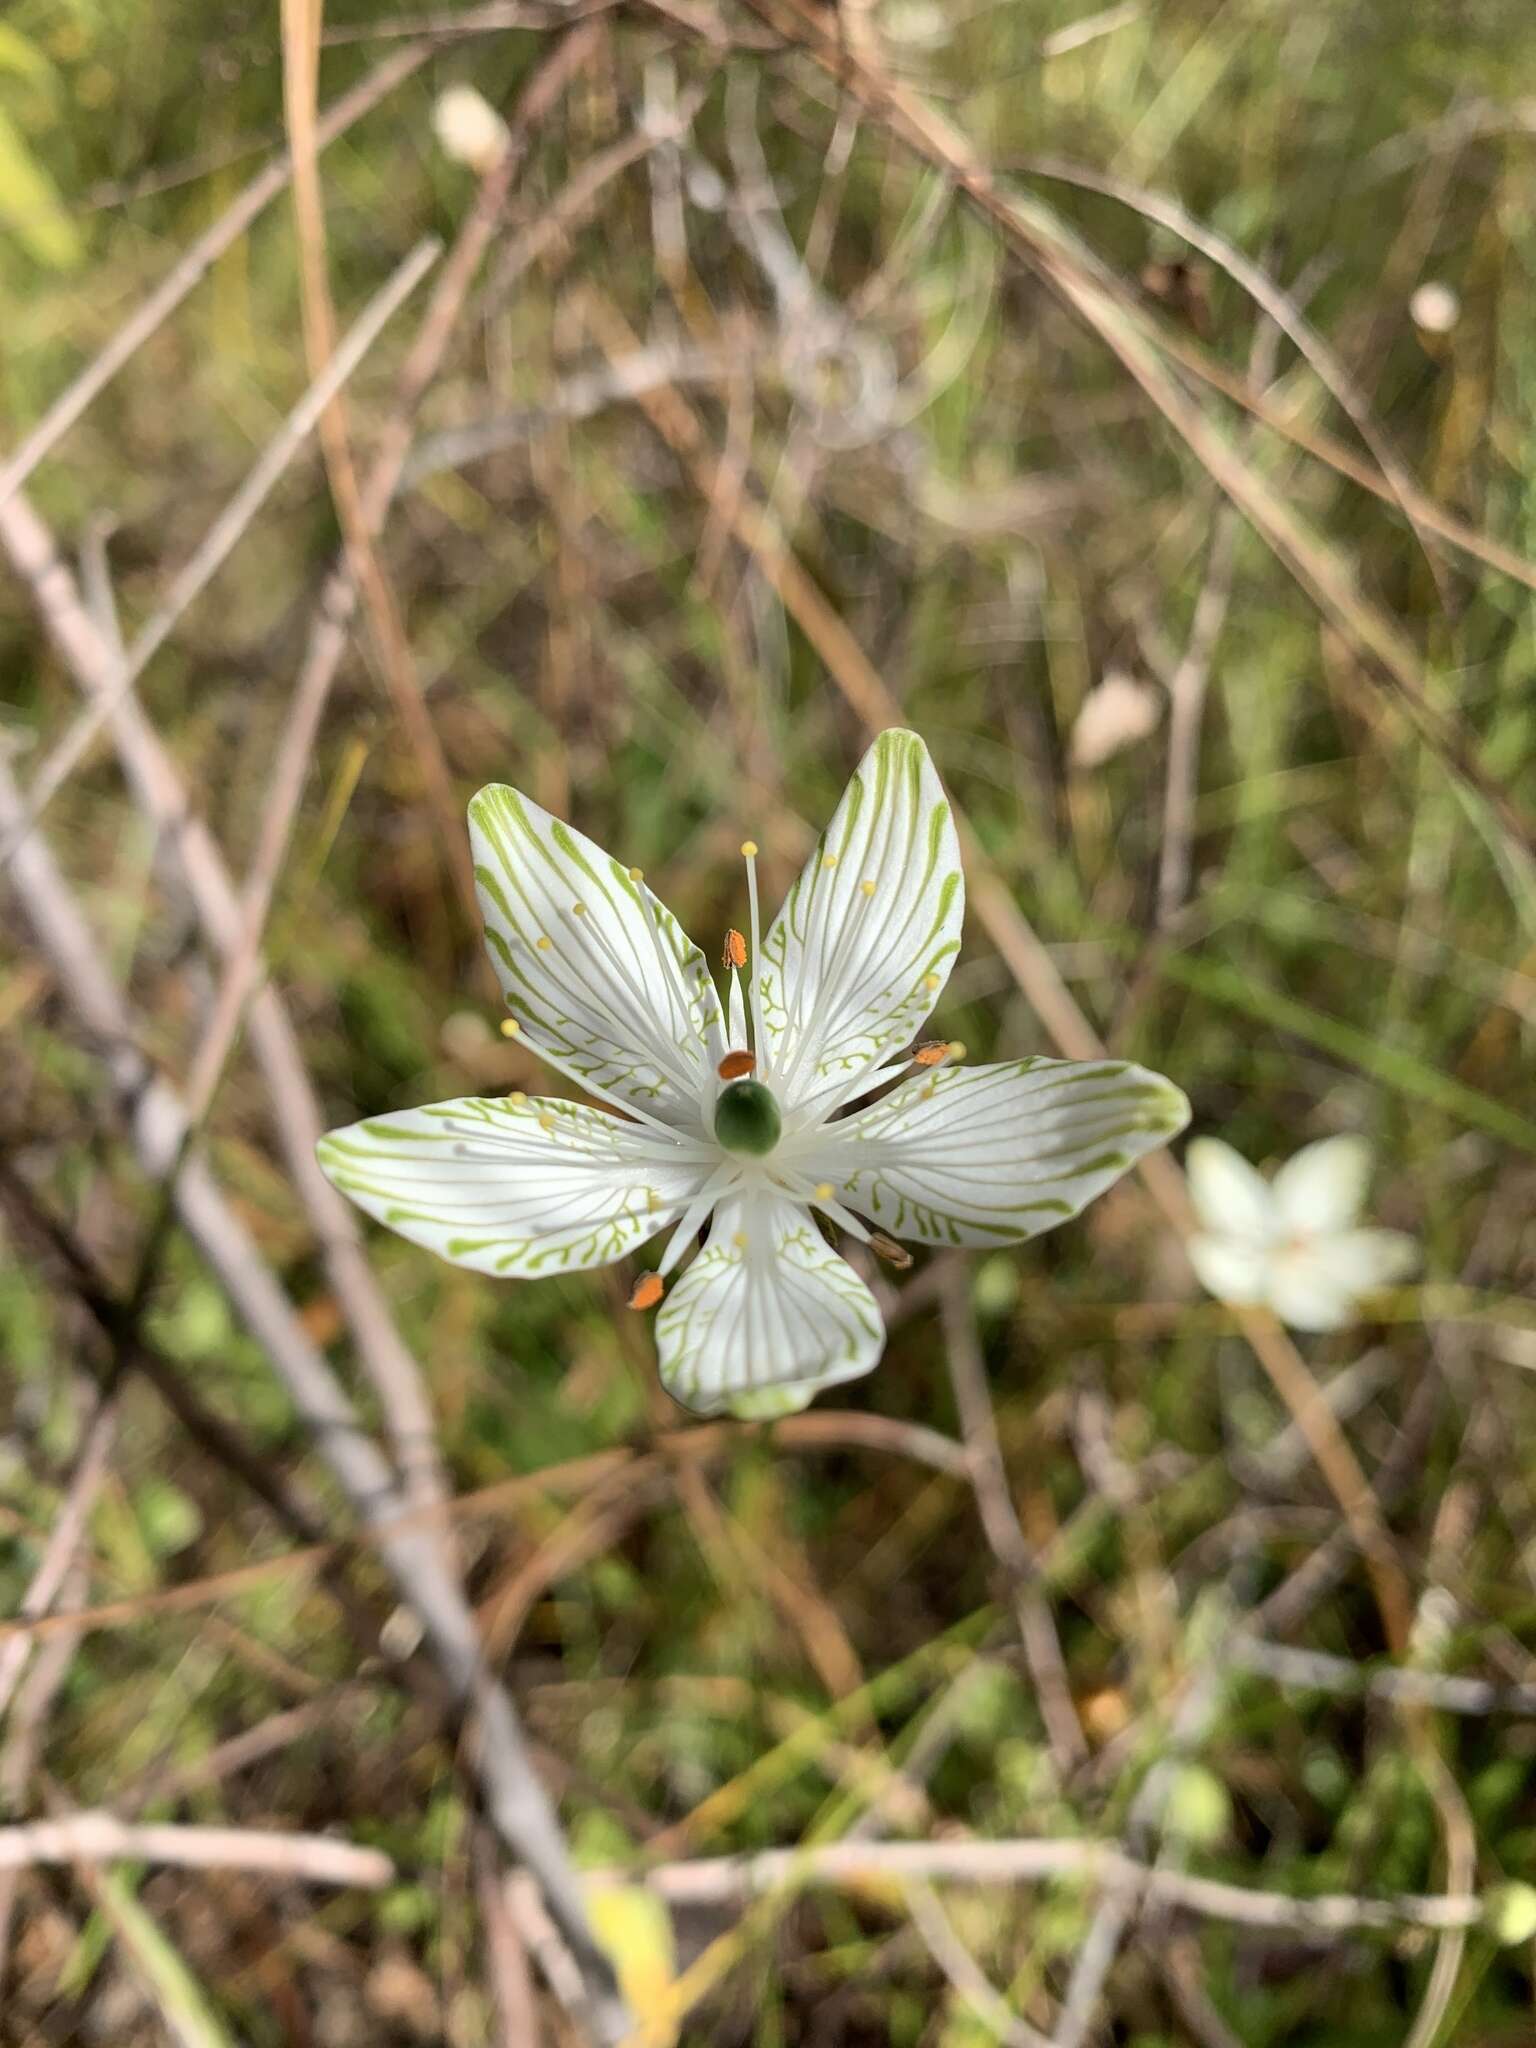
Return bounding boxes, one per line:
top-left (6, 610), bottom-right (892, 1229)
top-left (723, 928), bottom-right (747, 969)
top-left (717, 1050), bottom-right (756, 1080)
top-left (913, 1040), bottom-right (951, 1067)
top-left (628, 1272), bottom-right (665, 1311)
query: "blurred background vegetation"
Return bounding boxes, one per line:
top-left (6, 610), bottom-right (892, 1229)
top-left (3, 0), bottom-right (1536, 2042)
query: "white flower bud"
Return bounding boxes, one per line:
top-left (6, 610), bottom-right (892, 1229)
top-left (432, 85), bottom-right (509, 174)
top-left (1069, 669), bottom-right (1161, 769)
top-left (1488, 1883), bottom-right (1536, 1946)
top-left (1409, 281), bottom-right (1460, 334)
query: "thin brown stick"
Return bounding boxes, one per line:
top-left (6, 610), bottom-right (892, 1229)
top-left (938, 1269), bottom-right (1087, 1770)
top-left (0, 1813), bottom-right (394, 1888)
top-left (282, 0), bottom-right (481, 932)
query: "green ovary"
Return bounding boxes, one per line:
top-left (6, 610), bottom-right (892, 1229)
top-left (713, 1079), bottom-right (782, 1157)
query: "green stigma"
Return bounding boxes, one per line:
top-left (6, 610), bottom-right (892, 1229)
top-left (713, 1078), bottom-right (782, 1157)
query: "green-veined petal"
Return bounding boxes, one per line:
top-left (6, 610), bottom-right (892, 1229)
top-left (759, 730), bottom-right (963, 1118)
top-left (803, 1056), bottom-right (1190, 1247)
top-left (317, 1095), bottom-right (713, 1277)
top-left (469, 783), bottom-right (723, 1128)
top-left (654, 1192), bottom-right (884, 1414)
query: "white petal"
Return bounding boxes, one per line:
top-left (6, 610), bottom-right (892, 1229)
top-left (1271, 1135), bottom-right (1372, 1235)
top-left (1329, 1228), bottom-right (1419, 1291)
top-left (1186, 1234), bottom-right (1271, 1306)
top-left (654, 1192), bottom-right (884, 1415)
top-left (1267, 1227), bottom-right (1418, 1330)
top-left (469, 783), bottom-right (723, 1128)
top-left (760, 730), bottom-right (963, 1116)
top-left (1185, 1138), bottom-right (1275, 1240)
top-left (1264, 1244), bottom-right (1360, 1331)
top-left (317, 1096), bottom-right (712, 1277)
top-left (800, 1056), bottom-right (1190, 1247)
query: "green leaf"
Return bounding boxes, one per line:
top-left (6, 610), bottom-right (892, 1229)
top-left (0, 105), bottom-right (82, 269)
top-left (0, 25), bottom-right (53, 84)
top-left (134, 1478), bottom-right (204, 1558)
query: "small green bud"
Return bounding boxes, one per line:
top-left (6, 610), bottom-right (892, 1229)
top-left (713, 1079), bottom-right (782, 1157)
top-left (1488, 1882), bottom-right (1536, 1946)
top-left (728, 1385), bottom-right (816, 1421)
top-left (972, 1254), bottom-right (1020, 1319)
top-left (1162, 1763), bottom-right (1231, 1847)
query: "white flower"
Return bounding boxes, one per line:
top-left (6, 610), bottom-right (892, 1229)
top-left (431, 86), bottom-right (509, 174)
top-left (1409, 280), bottom-right (1460, 335)
top-left (318, 731), bottom-right (1189, 1415)
top-left (1068, 670), bottom-right (1161, 770)
top-left (1185, 1135), bottom-right (1417, 1332)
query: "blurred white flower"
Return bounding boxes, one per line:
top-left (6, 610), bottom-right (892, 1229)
top-left (1410, 281), bottom-right (1460, 335)
top-left (1185, 1135), bottom-right (1417, 1331)
top-left (1069, 669), bottom-right (1162, 769)
top-left (432, 85), bottom-right (509, 174)
top-left (880, 0), bottom-right (950, 49)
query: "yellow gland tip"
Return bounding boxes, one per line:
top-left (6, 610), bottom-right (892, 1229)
top-left (628, 866), bottom-right (644, 881)
top-left (536, 935), bottom-right (552, 951)
top-left (822, 852), bottom-right (838, 870)
top-left (572, 901), bottom-right (587, 916)
top-left (538, 1113), bottom-right (557, 1134)
top-left (860, 878), bottom-right (877, 897)
top-left (948, 1041), bottom-right (966, 1059)
top-left (500, 1017), bottom-right (521, 1036)
top-left (508, 1089), bottom-right (527, 1106)
top-left (923, 972), bottom-right (941, 991)
top-left (740, 839), bottom-right (759, 858)
top-left (813, 1181), bottom-right (835, 1202)
top-left (733, 1231), bottom-right (749, 1249)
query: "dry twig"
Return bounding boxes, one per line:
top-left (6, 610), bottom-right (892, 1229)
top-left (625, 1836), bottom-right (1489, 1934)
top-left (0, 1813), bottom-right (395, 1889)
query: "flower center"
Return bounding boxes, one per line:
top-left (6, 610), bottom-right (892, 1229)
top-left (713, 1078), bottom-right (782, 1157)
